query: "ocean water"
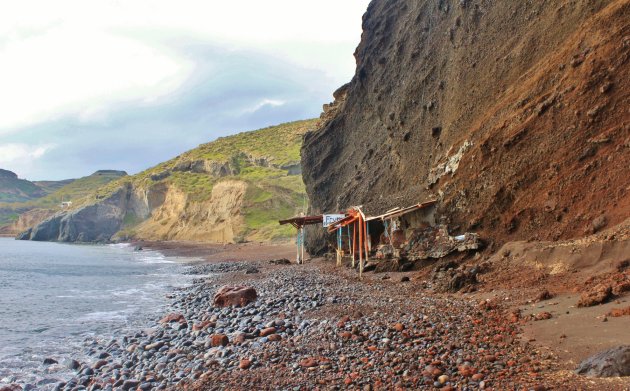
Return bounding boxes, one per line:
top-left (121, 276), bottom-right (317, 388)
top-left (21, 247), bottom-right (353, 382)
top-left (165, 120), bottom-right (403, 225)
top-left (0, 238), bottom-right (193, 387)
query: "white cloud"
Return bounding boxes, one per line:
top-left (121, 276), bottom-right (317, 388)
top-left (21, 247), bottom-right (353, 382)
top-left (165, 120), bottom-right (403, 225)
top-left (0, 25), bottom-right (192, 132)
top-left (243, 99), bottom-right (286, 114)
top-left (0, 143), bottom-right (55, 165)
top-left (0, 1), bottom-right (369, 134)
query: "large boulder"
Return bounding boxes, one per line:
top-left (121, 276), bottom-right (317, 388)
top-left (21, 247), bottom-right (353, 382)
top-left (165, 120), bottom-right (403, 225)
top-left (577, 284), bottom-right (613, 307)
top-left (213, 286), bottom-right (257, 307)
top-left (576, 345), bottom-right (630, 377)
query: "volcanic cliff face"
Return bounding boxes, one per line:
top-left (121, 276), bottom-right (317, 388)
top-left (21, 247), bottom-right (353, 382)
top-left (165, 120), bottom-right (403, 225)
top-left (302, 0), bottom-right (629, 253)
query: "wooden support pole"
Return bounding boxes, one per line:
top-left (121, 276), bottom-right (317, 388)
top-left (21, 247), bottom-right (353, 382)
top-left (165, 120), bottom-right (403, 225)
top-left (366, 222), bottom-right (371, 253)
top-left (358, 215), bottom-right (364, 279)
top-left (364, 220), bottom-right (370, 260)
top-left (352, 221), bottom-right (357, 268)
top-left (302, 226), bottom-right (306, 263)
top-left (359, 216), bottom-right (364, 279)
top-left (336, 229), bottom-right (342, 267)
top-left (347, 226), bottom-right (352, 254)
top-left (296, 228), bottom-right (300, 264)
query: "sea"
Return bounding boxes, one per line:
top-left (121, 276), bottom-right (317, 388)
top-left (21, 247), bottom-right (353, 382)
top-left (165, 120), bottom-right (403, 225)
top-left (0, 238), bottom-right (194, 388)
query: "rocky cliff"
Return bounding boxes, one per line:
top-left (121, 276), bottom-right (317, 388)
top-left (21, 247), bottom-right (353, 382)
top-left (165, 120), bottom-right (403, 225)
top-left (18, 120), bottom-right (316, 243)
top-left (17, 184), bottom-right (136, 242)
top-left (0, 170), bottom-right (126, 232)
top-left (302, 0), bottom-right (629, 253)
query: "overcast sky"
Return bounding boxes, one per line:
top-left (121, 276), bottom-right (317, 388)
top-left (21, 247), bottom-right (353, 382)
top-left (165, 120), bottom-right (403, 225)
top-left (0, 0), bottom-right (370, 180)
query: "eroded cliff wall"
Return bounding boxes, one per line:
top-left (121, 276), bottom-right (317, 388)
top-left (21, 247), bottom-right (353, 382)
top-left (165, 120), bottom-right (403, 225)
top-left (302, 0), bottom-right (629, 253)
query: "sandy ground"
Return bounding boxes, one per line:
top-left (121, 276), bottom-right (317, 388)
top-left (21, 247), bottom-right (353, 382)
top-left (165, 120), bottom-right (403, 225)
top-left (520, 294), bottom-right (630, 369)
top-left (133, 240), bottom-right (296, 263)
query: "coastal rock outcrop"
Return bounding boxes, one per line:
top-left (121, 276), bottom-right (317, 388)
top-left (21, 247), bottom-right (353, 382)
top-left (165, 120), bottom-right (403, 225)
top-left (17, 184), bottom-right (143, 242)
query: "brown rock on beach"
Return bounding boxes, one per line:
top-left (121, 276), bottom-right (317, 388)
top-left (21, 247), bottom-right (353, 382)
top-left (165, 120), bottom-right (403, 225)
top-left (210, 334), bottom-right (229, 347)
top-left (577, 284), bottom-right (613, 307)
top-left (158, 313), bottom-right (186, 324)
top-left (213, 285), bottom-right (258, 307)
top-left (239, 359), bottom-right (252, 370)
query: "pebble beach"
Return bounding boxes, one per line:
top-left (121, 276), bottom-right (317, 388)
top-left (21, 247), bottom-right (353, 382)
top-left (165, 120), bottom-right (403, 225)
top-left (43, 250), bottom-right (564, 391)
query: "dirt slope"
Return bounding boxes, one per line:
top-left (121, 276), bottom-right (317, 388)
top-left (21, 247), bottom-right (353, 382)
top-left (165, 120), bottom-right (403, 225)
top-left (302, 0), bottom-right (629, 253)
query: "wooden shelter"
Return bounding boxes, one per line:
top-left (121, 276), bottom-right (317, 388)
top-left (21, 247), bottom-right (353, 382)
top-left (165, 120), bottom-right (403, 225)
top-left (327, 200), bottom-right (437, 278)
top-left (326, 206), bottom-right (370, 277)
top-left (278, 200), bottom-right (437, 277)
top-left (278, 215), bottom-right (323, 264)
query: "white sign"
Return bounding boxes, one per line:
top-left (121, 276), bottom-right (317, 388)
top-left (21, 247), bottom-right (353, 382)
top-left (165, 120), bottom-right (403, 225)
top-left (323, 214), bottom-right (345, 227)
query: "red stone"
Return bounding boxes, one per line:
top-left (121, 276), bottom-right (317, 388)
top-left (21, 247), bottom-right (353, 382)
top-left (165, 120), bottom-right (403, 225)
top-left (458, 365), bottom-right (477, 377)
top-left (159, 313), bottom-right (186, 324)
top-left (299, 358), bottom-right (318, 368)
top-left (268, 334), bottom-right (282, 342)
top-left (233, 333), bottom-right (246, 344)
top-left (210, 334), bottom-right (229, 347)
top-left (192, 320), bottom-right (214, 331)
top-left (213, 285), bottom-right (258, 307)
top-left (239, 359), bottom-right (251, 369)
top-left (260, 327), bottom-right (276, 337)
top-left (393, 323), bottom-right (405, 332)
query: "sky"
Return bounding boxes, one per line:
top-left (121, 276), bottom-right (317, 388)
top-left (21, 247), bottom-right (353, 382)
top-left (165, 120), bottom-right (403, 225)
top-left (0, 0), bottom-right (371, 180)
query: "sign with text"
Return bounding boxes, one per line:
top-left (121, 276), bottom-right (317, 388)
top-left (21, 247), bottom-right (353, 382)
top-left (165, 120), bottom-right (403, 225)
top-left (323, 214), bottom-right (345, 227)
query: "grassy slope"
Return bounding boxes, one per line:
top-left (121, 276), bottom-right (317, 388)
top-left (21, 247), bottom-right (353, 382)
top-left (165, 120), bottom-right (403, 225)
top-left (0, 172), bottom-right (126, 226)
top-left (108, 119), bottom-right (317, 241)
top-left (0, 177), bottom-right (46, 202)
top-left (32, 179), bottom-right (75, 193)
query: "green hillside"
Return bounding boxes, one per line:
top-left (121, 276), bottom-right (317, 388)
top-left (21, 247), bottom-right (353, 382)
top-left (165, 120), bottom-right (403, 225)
top-left (0, 170), bottom-right (126, 227)
top-left (100, 119), bottom-right (316, 242)
top-left (7, 120), bottom-right (316, 242)
top-left (0, 169), bottom-right (47, 202)
top-left (26, 170), bottom-right (127, 209)
top-left (32, 179), bottom-right (75, 193)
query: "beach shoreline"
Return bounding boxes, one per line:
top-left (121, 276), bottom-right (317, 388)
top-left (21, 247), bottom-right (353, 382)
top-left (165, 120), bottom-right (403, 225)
top-left (30, 239), bottom-right (626, 390)
top-left (3, 239), bottom-right (627, 390)
top-left (131, 240), bottom-right (296, 263)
